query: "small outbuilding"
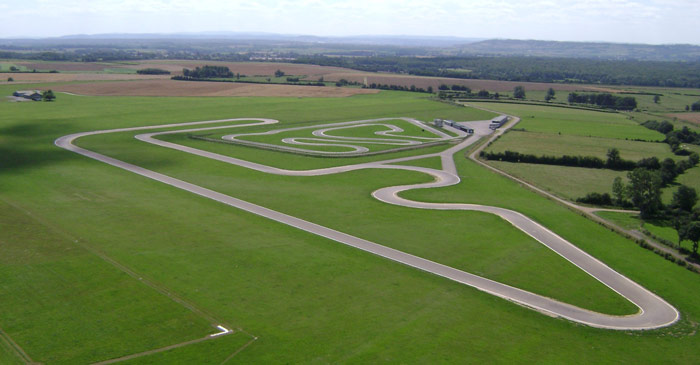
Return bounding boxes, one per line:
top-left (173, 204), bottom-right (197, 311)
top-left (13, 90), bottom-right (43, 101)
top-left (489, 115), bottom-right (508, 130)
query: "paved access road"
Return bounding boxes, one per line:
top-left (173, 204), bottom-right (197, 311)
top-left (56, 117), bottom-right (679, 330)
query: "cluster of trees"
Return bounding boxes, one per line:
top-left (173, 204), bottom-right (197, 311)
top-left (575, 161), bottom-right (700, 254)
top-left (689, 101), bottom-right (700, 111)
top-left (481, 150), bottom-right (626, 169)
top-left (438, 89), bottom-right (501, 100)
top-left (181, 66), bottom-right (233, 78)
top-left (671, 186), bottom-right (700, 255)
top-left (567, 92), bottom-right (637, 110)
top-left (0, 50), bottom-right (162, 62)
top-left (642, 120), bottom-right (700, 155)
top-left (42, 90), bottom-right (55, 102)
top-left (365, 83), bottom-right (433, 93)
top-left (292, 55), bottom-right (700, 88)
top-left (136, 68), bottom-right (170, 75)
top-left (613, 172), bottom-right (700, 255)
top-left (438, 84), bottom-right (471, 92)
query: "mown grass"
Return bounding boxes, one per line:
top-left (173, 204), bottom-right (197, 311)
top-left (214, 118), bottom-right (444, 154)
top-left (0, 340), bottom-right (24, 365)
top-left (2, 88), bottom-right (700, 363)
top-left (469, 101), bottom-right (665, 141)
top-left (155, 130), bottom-right (453, 170)
top-left (0, 199), bottom-right (214, 364)
top-left (122, 331), bottom-right (252, 364)
top-left (78, 125), bottom-right (636, 316)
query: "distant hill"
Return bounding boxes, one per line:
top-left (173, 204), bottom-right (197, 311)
top-left (39, 32), bottom-right (485, 47)
top-left (459, 39), bottom-right (700, 62)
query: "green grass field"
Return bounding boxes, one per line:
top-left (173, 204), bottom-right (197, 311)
top-left (218, 118), bottom-right (445, 154)
top-left (469, 101), bottom-right (665, 141)
top-left (487, 161), bottom-right (628, 201)
top-left (475, 101), bottom-right (699, 207)
top-left (519, 88), bottom-right (700, 114)
top-left (3, 86), bottom-right (700, 363)
top-left (595, 211), bottom-right (695, 251)
top-left (486, 130), bottom-right (677, 161)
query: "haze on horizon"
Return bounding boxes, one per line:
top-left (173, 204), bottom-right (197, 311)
top-left (1, 0), bottom-right (699, 45)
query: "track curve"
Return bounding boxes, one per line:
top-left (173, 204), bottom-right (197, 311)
top-left (55, 117), bottom-right (679, 330)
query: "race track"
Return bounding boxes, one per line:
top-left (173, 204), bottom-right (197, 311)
top-left (55, 117), bottom-right (679, 330)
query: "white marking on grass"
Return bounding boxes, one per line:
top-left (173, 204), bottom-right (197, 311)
top-left (210, 325), bottom-right (232, 337)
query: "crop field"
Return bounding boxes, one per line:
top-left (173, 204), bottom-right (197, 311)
top-left (319, 72), bottom-right (618, 92)
top-left (48, 79), bottom-right (380, 97)
top-left (669, 112), bottom-right (700, 126)
top-left (2, 81), bottom-right (700, 364)
top-left (0, 72), bottom-right (168, 83)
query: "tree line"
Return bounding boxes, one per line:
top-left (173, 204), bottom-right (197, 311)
top-left (136, 68), bottom-right (170, 75)
top-left (642, 120), bottom-right (700, 155)
top-left (567, 92), bottom-right (637, 110)
top-left (481, 148), bottom-right (697, 174)
top-left (292, 55), bottom-right (700, 88)
top-left (181, 66), bottom-right (233, 78)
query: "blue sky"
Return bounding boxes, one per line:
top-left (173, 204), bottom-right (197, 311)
top-left (1, 0), bottom-right (698, 44)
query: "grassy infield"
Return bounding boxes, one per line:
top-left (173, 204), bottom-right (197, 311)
top-left (1, 87), bottom-right (700, 363)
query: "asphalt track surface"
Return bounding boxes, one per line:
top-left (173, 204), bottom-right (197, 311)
top-left (55, 117), bottom-right (679, 330)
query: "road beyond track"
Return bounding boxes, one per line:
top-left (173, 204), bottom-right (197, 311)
top-left (56, 117), bottom-right (679, 330)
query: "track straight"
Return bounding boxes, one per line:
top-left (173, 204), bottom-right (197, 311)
top-left (56, 117), bottom-right (679, 330)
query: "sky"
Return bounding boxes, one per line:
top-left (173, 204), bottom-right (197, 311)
top-left (1, 0), bottom-right (699, 44)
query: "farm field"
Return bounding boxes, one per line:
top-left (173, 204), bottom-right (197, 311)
top-left (474, 101), bottom-right (700, 209)
top-left (669, 112), bottom-right (700, 126)
top-left (2, 79), bottom-right (700, 364)
top-left (317, 72), bottom-right (616, 92)
top-left (520, 87), bottom-right (700, 113)
top-left (49, 79), bottom-right (379, 97)
top-left (487, 162), bottom-right (627, 201)
top-left (468, 101), bottom-right (665, 140)
top-left (485, 130), bottom-right (677, 161)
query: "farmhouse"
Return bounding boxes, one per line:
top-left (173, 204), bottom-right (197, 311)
top-left (13, 90), bottom-right (43, 101)
top-left (489, 115), bottom-right (508, 130)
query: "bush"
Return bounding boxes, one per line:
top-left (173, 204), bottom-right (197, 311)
top-left (137, 68), bottom-right (170, 75)
top-left (576, 192), bottom-right (613, 206)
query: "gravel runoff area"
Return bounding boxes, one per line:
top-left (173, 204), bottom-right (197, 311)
top-left (56, 117), bottom-right (679, 330)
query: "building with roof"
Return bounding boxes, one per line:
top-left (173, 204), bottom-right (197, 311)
top-left (489, 115), bottom-right (508, 130)
top-left (13, 90), bottom-right (43, 101)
